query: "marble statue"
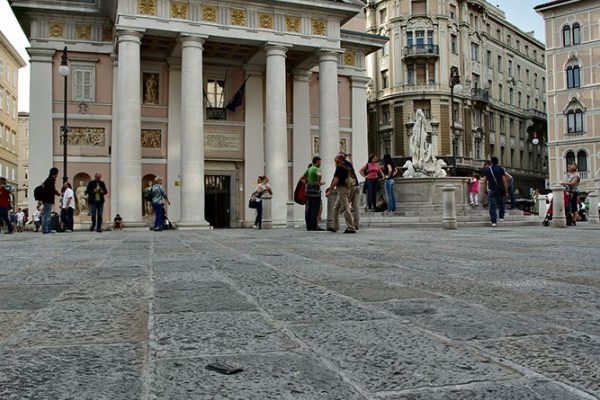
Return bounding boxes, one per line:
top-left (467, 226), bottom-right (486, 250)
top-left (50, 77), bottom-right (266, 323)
top-left (144, 74), bottom-right (158, 105)
top-left (143, 183), bottom-right (154, 216)
top-left (76, 181), bottom-right (89, 214)
top-left (403, 109), bottom-right (447, 178)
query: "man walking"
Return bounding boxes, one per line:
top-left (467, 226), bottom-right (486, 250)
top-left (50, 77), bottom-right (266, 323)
top-left (340, 153), bottom-right (361, 230)
top-left (41, 167), bottom-right (60, 234)
top-left (61, 181), bottom-right (75, 232)
top-left (305, 156), bottom-right (323, 231)
top-left (482, 156), bottom-right (508, 227)
top-left (85, 173), bottom-right (108, 232)
top-left (0, 177), bottom-right (14, 234)
top-left (325, 153), bottom-right (357, 233)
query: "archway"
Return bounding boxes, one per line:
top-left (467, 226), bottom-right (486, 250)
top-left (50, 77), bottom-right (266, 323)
top-left (142, 174), bottom-right (156, 217)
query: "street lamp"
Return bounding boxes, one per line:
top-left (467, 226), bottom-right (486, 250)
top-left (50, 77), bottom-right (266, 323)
top-left (450, 66), bottom-right (463, 173)
top-left (58, 47), bottom-right (69, 183)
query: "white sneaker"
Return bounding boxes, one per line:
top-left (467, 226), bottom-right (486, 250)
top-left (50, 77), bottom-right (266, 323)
top-left (492, 223), bottom-right (497, 227)
top-left (499, 218), bottom-right (504, 222)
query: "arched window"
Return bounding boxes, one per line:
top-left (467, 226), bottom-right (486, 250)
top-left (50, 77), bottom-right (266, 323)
top-left (567, 110), bottom-right (584, 133)
top-left (565, 151), bottom-right (575, 168)
top-left (566, 65), bottom-right (581, 88)
top-left (572, 23), bottom-right (581, 45)
top-left (562, 25), bottom-right (571, 46)
top-left (577, 150), bottom-right (587, 172)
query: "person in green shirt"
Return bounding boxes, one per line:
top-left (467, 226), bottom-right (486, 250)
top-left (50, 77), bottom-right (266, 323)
top-left (305, 156), bottom-right (323, 231)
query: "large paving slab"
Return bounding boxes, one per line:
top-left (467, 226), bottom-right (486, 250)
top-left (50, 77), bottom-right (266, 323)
top-left (0, 225), bottom-right (598, 399)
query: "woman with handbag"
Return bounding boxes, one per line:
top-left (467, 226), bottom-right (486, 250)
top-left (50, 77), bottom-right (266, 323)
top-left (561, 163), bottom-right (581, 226)
top-left (359, 154), bottom-right (384, 212)
top-left (253, 175), bottom-right (272, 229)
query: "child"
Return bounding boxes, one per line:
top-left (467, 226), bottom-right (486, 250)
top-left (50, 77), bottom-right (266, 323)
top-left (113, 214), bottom-right (123, 230)
top-left (468, 174), bottom-right (480, 207)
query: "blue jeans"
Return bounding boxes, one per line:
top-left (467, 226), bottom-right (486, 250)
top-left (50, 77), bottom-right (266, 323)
top-left (153, 202), bottom-right (164, 230)
top-left (42, 202), bottom-right (53, 233)
top-left (488, 193), bottom-right (505, 224)
top-left (305, 195), bottom-right (321, 230)
top-left (366, 179), bottom-right (378, 210)
top-left (90, 202), bottom-right (104, 231)
top-left (254, 200), bottom-right (263, 229)
top-left (61, 207), bottom-right (74, 231)
top-left (508, 179), bottom-right (516, 209)
top-left (384, 179), bottom-right (396, 211)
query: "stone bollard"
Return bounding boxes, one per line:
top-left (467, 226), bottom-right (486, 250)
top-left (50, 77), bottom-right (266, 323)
top-left (588, 191), bottom-right (599, 224)
top-left (326, 189), bottom-right (338, 231)
top-left (262, 195), bottom-right (272, 229)
top-left (550, 185), bottom-right (566, 228)
top-left (286, 201), bottom-right (295, 229)
top-left (442, 185), bottom-right (457, 230)
top-left (538, 195), bottom-right (549, 221)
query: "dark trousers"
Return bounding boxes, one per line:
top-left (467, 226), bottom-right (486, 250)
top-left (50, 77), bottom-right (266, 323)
top-left (366, 179), bottom-right (378, 210)
top-left (254, 201), bottom-right (263, 229)
top-left (90, 202), bottom-right (104, 231)
top-left (306, 196), bottom-right (321, 230)
top-left (153, 202), bottom-right (164, 230)
top-left (61, 207), bottom-right (74, 231)
top-left (0, 207), bottom-right (13, 233)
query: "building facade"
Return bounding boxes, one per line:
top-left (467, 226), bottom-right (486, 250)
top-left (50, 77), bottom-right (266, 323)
top-left (366, 0), bottom-right (549, 192)
top-left (0, 31), bottom-right (26, 195)
top-left (535, 0), bottom-right (600, 191)
top-left (17, 112), bottom-right (29, 210)
top-left (12, 0), bottom-right (383, 228)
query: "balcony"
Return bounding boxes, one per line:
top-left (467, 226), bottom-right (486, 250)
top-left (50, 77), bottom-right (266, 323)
top-left (403, 45), bottom-right (439, 59)
top-left (471, 88), bottom-right (489, 103)
top-left (524, 108), bottom-right (547, 121)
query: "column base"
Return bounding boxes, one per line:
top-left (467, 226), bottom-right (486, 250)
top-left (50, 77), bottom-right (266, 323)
top-left (177, 220), bottom-right (211, 230)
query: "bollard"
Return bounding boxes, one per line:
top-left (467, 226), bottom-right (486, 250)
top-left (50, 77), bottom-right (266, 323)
top-left (286, 201), bottom-right (295, 229)
top-left (538, 195), bottom-right (549, 221)
top-left (442, 185), bottom-right (457, 230)
top-left (588, 191), bottom-right (599, 224)
top-left (326, 189), bottom-right (338, 231)
top-left (550, 185), bottom-right (566, 228)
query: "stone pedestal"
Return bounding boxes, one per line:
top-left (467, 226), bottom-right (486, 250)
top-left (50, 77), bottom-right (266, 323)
top-left (261, 196), bottom-right (272, 229)
top-left (442, 185), bottom-right (457, 230)
top-left (392, 177), bottom-right (469, 214)
top-left (538, 195), bottom-right (549, 221)
top-left (286, 201), bottom-right (295, 229)
top-left (588, 191), bottom-right (599, 224)
top-left (551, 185), bottom-right (566, 228)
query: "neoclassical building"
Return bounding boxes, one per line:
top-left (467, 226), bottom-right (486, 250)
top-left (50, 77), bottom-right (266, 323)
top-left (366, 0), bottom-right (548, 192)
top-left (535, 0), bottom-right (600, 190)
top-left (12, 0), bottom-right (384, 228)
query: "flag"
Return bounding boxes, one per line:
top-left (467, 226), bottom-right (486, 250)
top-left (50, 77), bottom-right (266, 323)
top-left (225, 82), bottom-right (246, 112)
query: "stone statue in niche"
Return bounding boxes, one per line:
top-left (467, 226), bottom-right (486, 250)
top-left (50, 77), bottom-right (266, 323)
top-left (403, 109), bottom-right (447, 178)
top-left (143, 73), bottom-right (158, 105)
top-left (76, 181), bottom-right (89, 214)
top-left (143, 182), bottom-right (154, 216)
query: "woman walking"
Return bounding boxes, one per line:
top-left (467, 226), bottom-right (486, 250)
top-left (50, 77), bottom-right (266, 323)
top-left (561, 163), bottom-right (581, 226)
top-left (253, 175), bottom-right (272, 229)
top-left (360, 154), bottom-right (384, 211)
top-left (150, 177), bottom-right (170, 231)
top-left (382, 154), bottom-right (397, 212)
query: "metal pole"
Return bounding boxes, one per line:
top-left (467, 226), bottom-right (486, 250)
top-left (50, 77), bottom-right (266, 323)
top-left (61, 47), bottom-right (68, 184)
top-left (450, 83), bottom-right (455, 174)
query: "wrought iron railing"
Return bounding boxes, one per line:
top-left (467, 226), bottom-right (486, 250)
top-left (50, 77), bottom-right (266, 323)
top-left (403, 45), bottom-right (439, 57)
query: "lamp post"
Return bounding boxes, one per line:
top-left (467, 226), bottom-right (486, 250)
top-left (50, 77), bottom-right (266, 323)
top-left (58, 47), bottom-right (69, 183)
top-left (449, 66), bottom-right (463, 174)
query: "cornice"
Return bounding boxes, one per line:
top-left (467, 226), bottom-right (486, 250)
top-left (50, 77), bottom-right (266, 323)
top-left (0, 31), bottom-right (27, 67)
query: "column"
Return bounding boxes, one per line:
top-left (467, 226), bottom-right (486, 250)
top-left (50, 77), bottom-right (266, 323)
top-left (244, 65), bottom-right (265, 226)
top-left (116, 30), bottom-right (144, 225)
top-left (167, 58), bottom-right (182, 222)
top-left (319, 50), bottom-right (341, 206)
top-left (110, 54), bottom-right (119, 215)
top-left (27, 48), bottom-right (55, 214)
top-left (292, 69), bottom-right (311, 222)
top-left (264, 44), bottom-right (288, 227)
top-left (178, 35), bottom-right (209, 229)
top-left (350, 75), bottom-right (370, 170)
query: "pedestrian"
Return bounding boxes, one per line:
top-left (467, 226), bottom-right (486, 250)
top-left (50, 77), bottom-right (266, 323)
top-left (532, 188), bottom-right (540, 215)
top-left (359, 154), bottom-right (384, 212)
top-left (340, 153), bottom-right (361, 230)
top-left (253, 175), bottom-right (272, 229)
top-left (61, 181), bottom-right (75, 232)
top-left (150, 176), bottom-right (170, 231)
top-left (561, 163), bottom-right (581, 226)
top-left (467, 174), bottom-right (480, 207)
top-left (326, 153), bottom-right (357, 233)
top-left (0, 177), bottom-right (14, 234)
top-left (15, 208), bottom-right (25, 233)
top-left (482, 156), bottom-right (508, 227)
top-left (304, 156), bottom-right (324, 231)
top-left (382, 154), bottom-right (397, 212)
top-left (41, 167), bottom-right (61, 234)
top-left (32, 206), bottom-right (41, 232)
top-left (85, 173), bottom-right (108, 232)
top-left (505, 170), bottom-right (516, 209)
top-left (113, 214), bottom-right (123, 230)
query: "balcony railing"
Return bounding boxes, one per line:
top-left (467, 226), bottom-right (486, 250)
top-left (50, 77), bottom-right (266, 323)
top-left (403, 45), bottom-right (439, 58)
top-left (471, 88), bottom-right (489, 103)
top-left (524, 108), bottom-right (547, 120)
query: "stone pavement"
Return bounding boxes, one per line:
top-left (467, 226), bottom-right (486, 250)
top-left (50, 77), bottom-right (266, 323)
top-left (0, 225), bottom-right (599, 399)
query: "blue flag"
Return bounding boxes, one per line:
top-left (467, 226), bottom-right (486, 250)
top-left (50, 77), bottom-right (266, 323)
top-left (225, 82), bottom-right (245, 112)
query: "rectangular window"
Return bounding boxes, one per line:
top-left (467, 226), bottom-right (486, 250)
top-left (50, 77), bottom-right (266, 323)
top-left (534, 73), bottom-right (538, 88)
top-left (0, 88), bottom-right (3, 110)
top-left (510, 148), bottom-right (515, 165)
top-left (415, 30), bottom-right (425, 47)
top-left (486, 50), bottom-right (492, 68)
top-left (72, 65), bottom-right (96, 102)
top-left (509, 118), bottom-right (514, 135)
top-left (206, 78), bottom-right (225, 119)
top-left (450, 5), bottom-right (456, 20)
top-left (451, 35), bottom-right (457, 53)
top-left (5, 94), bottom-right (10, 115)
top-left (0, 58), bottom-right (3, 77)
top-left (413, 100), bottom-right (431, 119)
top-left (489, 112), bottom-right (495, 131)
top-left (498, 84), bottom-right (503, 102)
top-left (497, 55), bottom-right (502, 71)
top-left (471, 43), bottom-right (479, 62)
top-left (382, 105), bottom-right (390, 125)
top-left (508, 60), bottom-right (513, 76)
top-left (499, 116), bottom-right (505, 133)
top-left (526, 69), bottom-right (530, 84)
top-left (509, 88), bottom-right (514, 105)
top-left (412, 0), bottom-right (426, 14)
top-left (517, 64), bottom-right (521, 81)
top-left (517, 92), bottom-right (522, 108)
top-left (379, 8), bottom-right (387, 24)
top-left (406, 32), bottom-right (413, 47)
top-left (381, 70), bottom-right (389, 89)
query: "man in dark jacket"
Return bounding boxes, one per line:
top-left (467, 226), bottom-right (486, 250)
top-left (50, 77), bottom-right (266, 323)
top-left (0, 177), bottom-right (15, 234)
top-left (85, 172), bottom-right (108, 232)
top-left (482, 157), bottom-right (508, 227)
top-left (41, 167), bottom-right (60, 234)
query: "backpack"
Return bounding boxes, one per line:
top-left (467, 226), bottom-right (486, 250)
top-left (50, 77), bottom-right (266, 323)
top-left (34, 184), bottom-right (44, 201)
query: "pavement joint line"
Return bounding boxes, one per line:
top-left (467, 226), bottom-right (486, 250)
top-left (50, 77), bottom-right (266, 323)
top-left (141, 234), bottom-right (158, 400)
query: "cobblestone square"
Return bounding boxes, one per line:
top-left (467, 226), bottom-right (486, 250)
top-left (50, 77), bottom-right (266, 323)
top-left (0, 226), bottom-right (599, 399)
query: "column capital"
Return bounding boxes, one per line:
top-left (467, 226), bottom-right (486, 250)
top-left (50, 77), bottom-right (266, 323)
top-left (178, 34), bottom-right (206, 48)
top-left (292, 69), bottom-right (312, 82)
top-left (264, 43), bottom-right (289, 57)
top-left (116, 30), bottom-right (144, 44)
top-left (350, 75), bottom-right (370, 88)
top-left (317, 48), bottom-right (343, 62)
top-left (27, 48), bottom-right (55, 63)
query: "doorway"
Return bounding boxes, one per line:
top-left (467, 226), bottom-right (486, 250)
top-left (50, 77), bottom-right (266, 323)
top-left (205, 175), bottom-right (231, 228)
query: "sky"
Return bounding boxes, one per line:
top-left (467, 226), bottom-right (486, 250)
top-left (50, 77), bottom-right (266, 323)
top-left (0, 0), bottom-right (546, 113)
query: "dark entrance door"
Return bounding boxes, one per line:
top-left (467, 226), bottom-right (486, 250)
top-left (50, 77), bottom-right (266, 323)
top-left (205, 175), bottom-right (231, 228)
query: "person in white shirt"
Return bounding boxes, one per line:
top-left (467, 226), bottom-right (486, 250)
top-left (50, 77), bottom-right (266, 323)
top-left (15, 208), bottom-right (25, 232)
top-left (32, 206), bottom-right (41, 232)
top-left (61, 181), bottom-right (75, 232)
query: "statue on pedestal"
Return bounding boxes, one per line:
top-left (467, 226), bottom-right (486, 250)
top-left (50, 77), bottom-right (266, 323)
top-left (76, 181), bottom-right (89, 215)
top-left (403, 109), bottom-right (447, 178)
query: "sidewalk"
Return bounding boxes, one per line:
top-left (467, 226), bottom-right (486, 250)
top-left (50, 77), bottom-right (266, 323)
top-left (1, 226), bottom-right (599, 399)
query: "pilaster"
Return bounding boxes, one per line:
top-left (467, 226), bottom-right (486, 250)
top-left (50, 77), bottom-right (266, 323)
top-left (292, 69), bottom-right (311, 222)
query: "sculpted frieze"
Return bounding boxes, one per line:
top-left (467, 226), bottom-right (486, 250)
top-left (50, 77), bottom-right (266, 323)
top-left (49, 23), bottom-right (64, 38)
top-left (202, 6), bottom-right (217, 22)
top-left (312, 20), bottom-right (326, 36)
top-left (60, 127), bottom-right (106, 146)
top-left (139, 0), bottom-right (156, 15)
top-left (76, 25), bottom-right (92, 41)
top-left (171, 2), bottom-right (188, 19)
top-left (230, 10), bottom-right (246, 26)
top-left (286, 16), bottom-right (301, 32)
top-left (259, 13), bottom-right (273, 29)
top-left (141, 129), bottom-right (162, 148)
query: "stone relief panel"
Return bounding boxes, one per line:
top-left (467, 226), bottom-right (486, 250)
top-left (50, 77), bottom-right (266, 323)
top-left (139, 0), bottom-right (157, 15)
top-left (312, 20), bottom-right (326, 36)
top-left (312, 137), bottom-right (348, 155)
top-left (143, 73), bottom-right (159, 105)
top-left (102, 26), bottom-right (113, 42)
top-left (49, 23), bottom-right (64, 38)
top-left (202, 6), bottom-right (217, 22)
top-left (259, 13), bottom-right (274, 29)
top-left (205, 133), bottom-right (240, 152)
top-left (170, 1), bottom-right (188, 19)
top-left (76, 25), bottom-right (92, 41)
top-left (286, 16), bottom-right (301, 33)
top-left (60, 127), bottom-right (106, 146)
top-left (141, 129), bottom-right (162, 149)
top-left (344, 51), bottom-right (356, 66)
top-left (230, 10), bottom-right (246, 26)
